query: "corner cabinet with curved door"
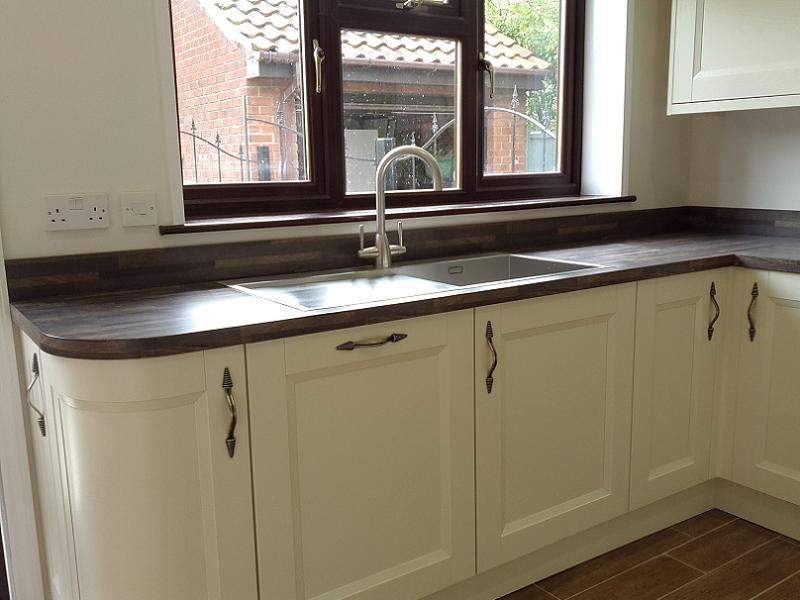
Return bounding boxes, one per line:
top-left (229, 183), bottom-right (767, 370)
top-left (474, 284), bottom-right (637, 572)
top-left (247, 311), bottom-right (475, 600)
top-left (21, 337), bottom-right (258, 600)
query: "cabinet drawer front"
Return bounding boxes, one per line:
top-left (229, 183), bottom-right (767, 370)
top-left (284, 312), bottom-right (460, 375)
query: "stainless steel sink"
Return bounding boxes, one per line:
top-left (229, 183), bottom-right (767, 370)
top-left (394, 254), bottom-right (598, 287)
top-left (227, 271), bottom-right (457, 311)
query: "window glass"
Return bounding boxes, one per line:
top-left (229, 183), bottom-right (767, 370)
top-left (340, 30), bottom-right (460, 194)
top-left (484, 0), bottom-right (563, 175)
top-left (171, 0), bottom-right (309, 184)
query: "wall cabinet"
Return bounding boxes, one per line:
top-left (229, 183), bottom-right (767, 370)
top-left (247, 311), bottom-right (475, 600)
top-left (732, 270), bottom-right (800, 506)
top-left (669, 0), bottom-right (800, 114)
top-left (474, 285), bottom-right (636, 572)
top-left (630, 270), bottom-right (729, 509)
top-left (20, 340), bottom-right (258, 600)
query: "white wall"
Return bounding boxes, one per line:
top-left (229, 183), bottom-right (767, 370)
top-left (0, 0), bottom-right (690, 260)
top-left (689, 109), bottom-right (800, 210)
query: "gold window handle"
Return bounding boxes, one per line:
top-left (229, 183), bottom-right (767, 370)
top-left (480, 53), bottom-right (496, 100)
top-left (313, 39), bottom-right (325, 95)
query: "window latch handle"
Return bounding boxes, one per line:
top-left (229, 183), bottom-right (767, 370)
top-left (313, 39), bottom-right (325, 94)
top-left (480, 53), bottom-right (496, 100)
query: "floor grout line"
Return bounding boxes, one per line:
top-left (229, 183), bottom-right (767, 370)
top-left (665, 516), bottom-right (742, 554)
top-left (748, 568), bottom-right (800, 600)
top-left (533, 584), bottom-right (562, 599)
top-left (665, 554), bottom-right (707, 575)
top-left (671, 512), bottom-right (738, 540)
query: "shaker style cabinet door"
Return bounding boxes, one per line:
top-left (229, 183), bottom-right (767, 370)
top-left (248, 311), bottom-right (475, 600)
top-left (732, 270), bottom-right (800, 506)
top-left (670, 0), bottom-right (800, 113)
top-left (40, 346), bottom-right (258, 600)
top-left (474, 285), bottom-right (636, 572)
top-left (629, 271), bottom-right (729, 510)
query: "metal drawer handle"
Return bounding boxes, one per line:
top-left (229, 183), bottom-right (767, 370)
top-left (708, 281), bottom-right (720, 341)
top-left (222, 368), bottom-right (237, 458)
top-left (748, 283), bottom-right (759, 342)
top-left (486, 321), bottom-right (498, 394)
top-left (336, 333), bottom-right (408, 351)
top-left (25, 353), bottom-right (46, 437)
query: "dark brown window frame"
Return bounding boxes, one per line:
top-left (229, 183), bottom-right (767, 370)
top-left (174, 0), bottom-right (587, 223)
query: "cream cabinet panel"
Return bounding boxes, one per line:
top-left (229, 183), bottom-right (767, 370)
top-left (630, 271), bottom-right (729, 510)
top-left (37, 347), bottom-right (258, 600)
top-left (475, 285), bottom-right (636, 572)
top-left (669, 0), bottom-right (800, 114)
top-left (732, 270), bottom-right (800, 505)
top-left (249, 312), bottom-right (475, 600)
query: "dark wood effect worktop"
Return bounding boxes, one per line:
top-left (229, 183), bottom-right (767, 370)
top-left (12, 232), bottom-right (800, 360)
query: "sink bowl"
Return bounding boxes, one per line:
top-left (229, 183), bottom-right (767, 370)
top-left (227, 271), bottom-right (457, 311)
top-left (394, 254), bottom-right (598, 287)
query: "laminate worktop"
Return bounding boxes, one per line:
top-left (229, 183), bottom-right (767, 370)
top-left (11, 233), bottom-right (800, 359)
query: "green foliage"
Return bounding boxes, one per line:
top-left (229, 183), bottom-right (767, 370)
top-left (486, 0), bottom-right (561, 131)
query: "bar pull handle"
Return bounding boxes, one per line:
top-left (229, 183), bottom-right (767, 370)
top-left (747, 283), bottom-right (759, 342)
top-left (312, 39), bottom-right (325, 94)
top-left (708, 281), bottom-right (721, 341)
top-left (395, 0), bottom-right (448, 10)
top-left (480, 53), bottom-right (496, 100)
top-left (336, 333), bottom-right (408, 351)
top-left (222, 368), bottom-right (237, 458)
top-left (486, 321), bottom-right (498, 393)
top-left (25, 353), bottom-right (46, 437)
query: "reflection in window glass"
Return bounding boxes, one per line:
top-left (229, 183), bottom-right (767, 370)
top-left (341, 30), bottom-right (459, 194)
top-left (171, 0), bottom-right (309, 184)
top-left (484, 0), bottom-right (562, 175)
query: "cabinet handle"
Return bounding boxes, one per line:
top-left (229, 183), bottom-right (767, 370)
top-left (222, 368), bottom-right (237, 458)
top-left (312, 39), bottom-right (325, 94)
top-left (336, 333), bottom-right (408, 351)
top-left (25, 353), bottom-right (46, 437)
top-left (708, 281), bottom-right (721, 341)
top-left (747, 282), bottom-right (759, 342)
top-left (486, 321), bottom-right (498, 394)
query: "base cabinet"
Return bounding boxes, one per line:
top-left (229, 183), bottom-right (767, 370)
top-left (732, 270), bottom-right (800, 506)
top-left (629, 270), bottom-right (729, 510)
top-left (474, 284), bottom-right (636, 572)
top-left (248, 311), bottom-right (475, 600)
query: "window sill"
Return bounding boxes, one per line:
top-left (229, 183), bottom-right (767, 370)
top-left (160, 195), bottom-right (636, 235)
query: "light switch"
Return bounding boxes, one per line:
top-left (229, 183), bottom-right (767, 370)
top-left (121, 192), bottom-right (158, 227)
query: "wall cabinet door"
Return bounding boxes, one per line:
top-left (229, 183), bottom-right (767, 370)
top-left (475, 285), bottom-right (636, 572)
top-left (630, 271), bottom-right (729, 510)
top-left (249, 311), bottom-right (475, 600)
top-left (669, 0), bottom-right (800, 113)
top-left (732, 270), bottom-right (800, 505)
top-left (42, 347), bottom-right (257, 600)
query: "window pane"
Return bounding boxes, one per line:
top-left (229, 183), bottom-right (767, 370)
top-left (484, 0), bottom-right (562, 175)
top-left (341, 30), bottom-right (459, 194)
top-left (171, 0), bottom-right (309, 184)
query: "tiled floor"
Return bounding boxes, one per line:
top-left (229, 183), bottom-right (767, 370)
top-left (501, 510), bottom-right (800, 600)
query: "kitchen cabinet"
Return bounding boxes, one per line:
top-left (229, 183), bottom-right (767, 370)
top-left (248, 311), bottom-right (475, 600)
top-left (474, 284), bottom-right (636, 572)
top-left (21, 340), bottom-right (258, 600)
top-left (732, 270), bottom-right (800, 506)
top-left (630, 270), bottom-right (729, 510)
top-left (669, 0), bottom-right (800, 114)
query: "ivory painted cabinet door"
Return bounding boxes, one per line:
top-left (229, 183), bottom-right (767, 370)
top-left (249, 311), bottom-right (475, 600)
top-left (630, 271), bottom-right (728, 510)
top-left (670, 0), bottom-right (800, 113)
top-left (732, 270), bottom-right (800, 505)
top-left (475, 284), bottom-right (636, 572)
top-left (42, 347), bottom-right (258, 600)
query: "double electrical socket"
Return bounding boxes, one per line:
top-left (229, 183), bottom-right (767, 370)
top-left (45, 192), bottom-right (158, 231)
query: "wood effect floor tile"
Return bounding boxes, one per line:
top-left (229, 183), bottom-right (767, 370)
top-left (567, 556), bottom-right (701, 600)
top-left (660, 539), bottom-right (800, 600)
top-left (753, 572), bottom-right (800, 600)
top-left (667, 519), bottom-right (777, 572)
top-left (537, 528), bottom-right (691, 598)
top-left (670, 509), bottom-right (737, 538)
top-left (503, 584), bottom-right (556, 599)
top-left (778, 535), bottom-right (800, 547)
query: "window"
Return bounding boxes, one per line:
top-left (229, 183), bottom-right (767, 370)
top-left (169, 0), bottom-right (584, 222)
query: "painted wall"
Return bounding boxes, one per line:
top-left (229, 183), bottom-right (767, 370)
top-left (689, 109), bottom-right (800, 210)
top-left (0, 0), bottom-right (690, 259)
